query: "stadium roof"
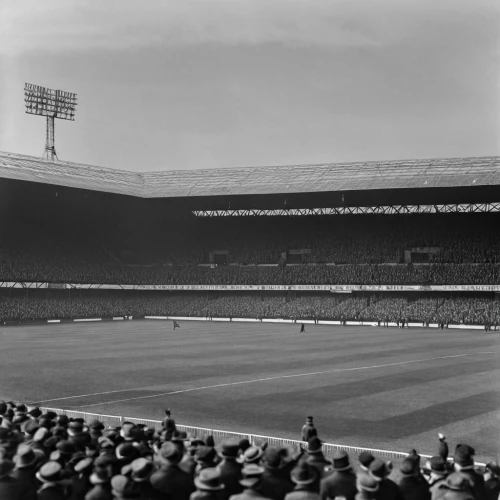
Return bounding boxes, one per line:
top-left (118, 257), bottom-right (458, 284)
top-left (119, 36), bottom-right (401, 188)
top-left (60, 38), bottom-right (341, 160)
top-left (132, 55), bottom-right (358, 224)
top-left (0, 150), bottom-right (499, 199)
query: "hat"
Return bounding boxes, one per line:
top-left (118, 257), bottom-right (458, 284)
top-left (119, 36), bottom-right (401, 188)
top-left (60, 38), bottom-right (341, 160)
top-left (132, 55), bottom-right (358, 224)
top-left (14, 444), bottom-right (37, 468)
top-left (306, 416), bottom-right (314, 422)
top-left (400, 458), bottom-right (417, 476)
top-left (205, 435), bottom-right (215, 448)
top-left (72, 432), bottom-right (91, 448)
top-left (43, 436), bottom-right (61, 450)
top-left (238, 438), bottom-right (251, 452)
top-left (33, 427), bottom-right (50, 443)
top-left (359, 451), bottom-right (375, 471)
top-left (90, 468), bottom-right (112, 485)
top-left (13, 414), bottom-right (29, 425)
top-left (121, 463), bottom-right (133, 476)
top-left (254, 439), bottom-right (268, 451)
top-left (368, 458), bottom-right (388, 481)
top-left (23, 419), bottom-right (40, 436)
top-left (52, 426), bottom-right (68, 439)
top-left (190, 438), bottom-right (205, 446)
top-left (111, 475), bottom-right (141, 498)
top-left (27, 407), bottom-right (42, 418)
top-left (15, 404), bottom-right (27, 415)
top-left (116, 443), bottom-right (140, 461)
top-left (240, 464), bottom-right (265, 488)
top-left (486, 462), bottom-right (500, 476)
top-left (38, 418), bottom-right (52, 430)
top-left (263, 448), bottom-right (282, 469)
top-left (130, 458), bottom-right (154, 482)
top-left (94, 454), bottom-right (116, 470)
top-left (120, 422), bottom-right (137, 441)
top-left (278, 445), bottom-right (298, 465)
top-left (0, 459), bottom-right (14, 479)
top-left (427, 456), bottom-right (446, 474)
top-left (68, 421), bottom-right (84, 436)
top-left (89, 420), bottom-right (105, 431)
top-left (56, 440), bottom-right (76, 456)
top-left (406, 449), bottom-right (421, 465)
top-left (307, 437), bottom-right (323, 455)
top-left (443, 472), bottom-right (472, 491)
top-left (357, 473), bottom-right (379, 492)
top-left (237, 446), bottom-right (263, 464)
top-left (291, 461), bottom-right (317, 485)
top-left (195, 446), bottom-right (217, 465)
top-left (36, 461), bottom-right (64, 483)
top-left (74, 457), bottom-right (94, 475)
top-left (332, 450), bottom-right (351, 472)
top-left (220, 440), bottom-right (240, 459)
top-left (158, 442), bottom-right (181, 464)
top-left (454, 445), bottom-right (475, 469)
top-left (194, 468), bottom-right (225, 491)
top-left (57, 415), bottom-right (70, 427)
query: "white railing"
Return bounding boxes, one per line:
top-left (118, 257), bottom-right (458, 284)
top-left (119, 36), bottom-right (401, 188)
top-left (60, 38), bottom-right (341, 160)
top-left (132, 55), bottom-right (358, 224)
top-left (39, 406), bottom-right (485, 468)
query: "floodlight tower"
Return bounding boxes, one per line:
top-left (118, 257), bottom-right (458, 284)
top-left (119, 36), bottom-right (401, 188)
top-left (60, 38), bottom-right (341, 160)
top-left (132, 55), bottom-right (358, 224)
top-left (24, 83), bottom-right (77, 161)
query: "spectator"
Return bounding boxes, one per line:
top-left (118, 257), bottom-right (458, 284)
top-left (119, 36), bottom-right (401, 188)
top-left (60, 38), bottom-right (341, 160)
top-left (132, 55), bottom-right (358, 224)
top-left (0, 400), bottom-right (497, 500)
top-left (217, 441), bottom-right (243, 500)
top-left (285, 461), bottom-right (321, 500)
top-left (452, 445), bottom-right (486, 500)
top-left (260, 448), bottom-right (294, 500)
top-left (320, 450), bottom-right (357, 500)
top-left (301, 418), bottom-right (317, 444)
top-left (230, 464), bottom-right (271, 500)
top-left (355, 474), bottom-right (380, 500)
top-left (368, 458), bottom-right (403, 500)
top-left (191, 468), bottom-right (225, 500)
top-left (435, 473), bottom-right (475, 500)
top-left (305, 438), bottom-right (331, 482)
top-left (395, 458), bottom-right (431, 500)
top-left (484, 462), bottom-right (500, 500)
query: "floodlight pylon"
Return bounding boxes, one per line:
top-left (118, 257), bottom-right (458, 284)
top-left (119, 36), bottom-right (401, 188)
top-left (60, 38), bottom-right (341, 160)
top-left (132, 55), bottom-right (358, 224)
top-left (24, 83), bottom-right (77, 161)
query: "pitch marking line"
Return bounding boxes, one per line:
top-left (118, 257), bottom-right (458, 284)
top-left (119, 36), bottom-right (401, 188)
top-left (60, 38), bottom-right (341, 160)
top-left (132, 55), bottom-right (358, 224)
top-left (46, 351), bottom-right (498, 409)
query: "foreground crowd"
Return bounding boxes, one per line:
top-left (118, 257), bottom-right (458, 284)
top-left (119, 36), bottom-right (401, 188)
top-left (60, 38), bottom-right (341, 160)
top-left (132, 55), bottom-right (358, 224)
top-left (2, 293), bottom-right (500, 328)
top-left (0, 402), bottom-right (499, 500)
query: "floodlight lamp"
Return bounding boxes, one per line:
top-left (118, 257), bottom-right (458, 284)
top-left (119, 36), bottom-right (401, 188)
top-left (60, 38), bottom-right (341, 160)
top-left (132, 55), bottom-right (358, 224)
top-left (24, 82), bottom-right (78, 160)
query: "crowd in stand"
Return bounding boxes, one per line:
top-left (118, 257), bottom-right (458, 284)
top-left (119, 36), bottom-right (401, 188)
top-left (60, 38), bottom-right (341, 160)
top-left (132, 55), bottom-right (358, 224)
top-left (2, 258), bottom-right (500, 287)
top-left (2, 214), bottom-right (500, 287)
top-left (177, 214), bottom-right (500, 265)
top-left (2, 293), bottom-right (500, 327)
top-left (0, 401), bottom-right (498, 500)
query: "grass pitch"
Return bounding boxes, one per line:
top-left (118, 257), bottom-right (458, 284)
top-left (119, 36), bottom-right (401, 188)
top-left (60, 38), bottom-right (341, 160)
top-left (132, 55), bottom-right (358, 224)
top-left (1, 320), bottom-right (499, 463)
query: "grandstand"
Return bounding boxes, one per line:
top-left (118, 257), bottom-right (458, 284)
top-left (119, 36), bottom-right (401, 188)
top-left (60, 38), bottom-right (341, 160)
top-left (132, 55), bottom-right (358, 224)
top-left (2, 150), bottom-right (500, 321)
top-left (0, 150), bottom-right (500, 499)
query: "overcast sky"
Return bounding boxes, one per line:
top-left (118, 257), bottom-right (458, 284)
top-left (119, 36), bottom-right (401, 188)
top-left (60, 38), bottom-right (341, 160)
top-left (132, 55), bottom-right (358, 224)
top-left (0, 0), bottom-right (499, 172)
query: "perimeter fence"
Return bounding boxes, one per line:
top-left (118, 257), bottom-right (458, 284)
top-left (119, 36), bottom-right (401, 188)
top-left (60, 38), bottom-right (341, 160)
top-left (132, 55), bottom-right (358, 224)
top-left (39, 406), bottom-right (483, 469)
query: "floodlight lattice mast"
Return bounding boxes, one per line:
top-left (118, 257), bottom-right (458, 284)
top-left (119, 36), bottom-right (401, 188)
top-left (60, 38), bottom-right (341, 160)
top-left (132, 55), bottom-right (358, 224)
top-left (24, 83), bottom-right (77, 161)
